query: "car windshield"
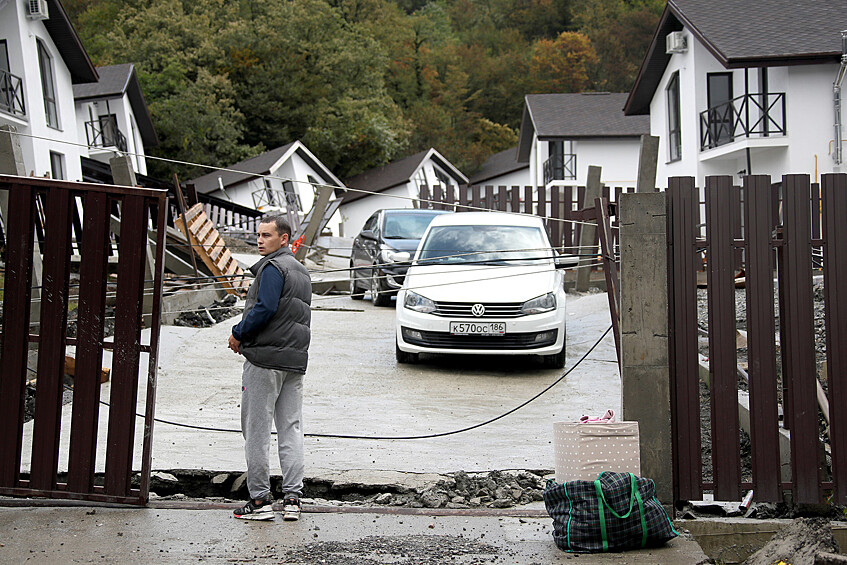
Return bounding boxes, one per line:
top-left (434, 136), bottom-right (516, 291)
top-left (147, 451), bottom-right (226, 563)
top-left (382, 213), bottom-right (442, 239)
top-left (417, 225), bottom-right (553, 265)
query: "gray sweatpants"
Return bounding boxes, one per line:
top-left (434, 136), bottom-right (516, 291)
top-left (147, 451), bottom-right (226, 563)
top-left (241, 359), bottom-right (304, 500)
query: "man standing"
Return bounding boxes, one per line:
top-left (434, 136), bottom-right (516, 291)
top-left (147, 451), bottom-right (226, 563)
top-left (228, 216), bottom-right (311, 521)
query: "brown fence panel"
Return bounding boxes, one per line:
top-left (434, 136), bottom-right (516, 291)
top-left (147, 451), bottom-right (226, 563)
top-left (667, 176), bottom-right (702, 501)
top-left (550, 187), bottom-right (561, 250)
top-left (510, 186), bottom-right (520, 214)
top-left (29, 187), bottom-right (74, 491)
top-left (563, 187), bottom-right (574, 253)
top-left (523, 186), bottom-right (533, 215)
top-left (823, 173), bottom-right (847, 503)
top-left (471, 185), bottom-right (481, 211)
top-left (0, 183), bottom-right (36, 488)
top-left (0, 175), bottom-right (166, 505)
top-left (743, 175), bottom-right (782, 501)
top-left (497, 186), bottom-right (508, 212)
top-left (780, 174), bottom-right (821, 503)
top-left (705, 176), bottom-right (742, 500)
top-left (67, 192), bottom-right (110, 493)
top-left (484, 185), bottom-right (494, 210)
top-left (418, 185), bottom-right (430, 209)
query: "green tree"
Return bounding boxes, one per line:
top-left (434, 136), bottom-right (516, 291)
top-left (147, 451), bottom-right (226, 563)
top-left (572, 0), bottom-right (664, 91)
top-left (528, 31), bottom-right (597, 93)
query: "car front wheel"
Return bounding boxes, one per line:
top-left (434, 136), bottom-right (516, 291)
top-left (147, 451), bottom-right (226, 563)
top-left (541, 346), bottom-right (566, 369)
top-left (396, 342), bottom-right (418, 364)
top-left (350, 263), bottom-right (364, 300)
top-left (371, 270), bottom-right (392, 307)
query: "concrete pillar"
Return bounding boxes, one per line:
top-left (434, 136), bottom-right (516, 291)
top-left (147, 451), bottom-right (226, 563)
top-left (575, 165), bottom-right (602, 291)
top-left (619, 192), bottom-right (673, 503)
top-left (636, 135), bottom-right (660, 194)
top-left (0, 125), bottom-right (42, 325)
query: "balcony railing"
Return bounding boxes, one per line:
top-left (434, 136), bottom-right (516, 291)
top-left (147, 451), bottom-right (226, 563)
top-left (700, 92), bottom-right (786, 151)
top-left (85, 119), bottom-right (128, 152)
top-left (543, 153), bottom-right (576, 185)
top-left (0, 68), bottom-right (26, 117)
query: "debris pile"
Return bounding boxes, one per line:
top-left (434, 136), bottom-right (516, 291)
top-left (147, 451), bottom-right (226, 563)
top-left (743, 518), bottom-right (839, 565)
top-left (173, 294), bottom-right (241, 327)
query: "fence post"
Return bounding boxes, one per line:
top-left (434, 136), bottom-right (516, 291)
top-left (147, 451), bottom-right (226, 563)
top-left (636, 135), bottom-right (660, 193)
top-left (0, 125), bottom-right (42, 325)
top-left (576, 166), bottom-right (602, 291)
top-left (619, 191), bottom-right (673, 504)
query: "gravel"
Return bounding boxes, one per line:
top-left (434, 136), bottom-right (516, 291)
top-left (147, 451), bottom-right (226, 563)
top-left (173, 293), bottom-right (241, 327)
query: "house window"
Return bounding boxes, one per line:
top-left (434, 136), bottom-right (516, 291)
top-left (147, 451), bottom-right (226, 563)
top-left (667, 72), bottom-right (681, 162)
top-left (706, 72), bottom-right (733, 147)
top-left (49, 151), bottom-right (65, 180)
top-left (99, 114), bottom-right (119, 147)
top-left (37, 40), bottom-right (59, 129)
top-left (283, 180), bottom-right (301, 211)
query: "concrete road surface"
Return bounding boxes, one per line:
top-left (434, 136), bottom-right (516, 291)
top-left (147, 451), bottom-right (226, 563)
top-left (0, 505), bottom-right (707, 564)
top-left (21, 290), bottom-right (620, 478)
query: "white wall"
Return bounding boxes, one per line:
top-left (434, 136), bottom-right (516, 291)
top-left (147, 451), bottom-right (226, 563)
top-left (649, 28), bottom-right (846, 188)
top-left (576, 138), bottom-right (640, 188)
top-left (471, 167), bottom-right (530, 188)
top-left (339, 183), bottom-right (415, 238)
top-left (0, 3), bottom-right (86, 180)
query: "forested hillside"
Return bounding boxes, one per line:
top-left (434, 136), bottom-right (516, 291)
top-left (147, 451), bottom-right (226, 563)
top-left (63, 0), bottom-right (663, 180)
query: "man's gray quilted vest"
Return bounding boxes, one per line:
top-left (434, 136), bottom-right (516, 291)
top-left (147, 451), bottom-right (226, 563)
top-left (240, 246), bottom-right (311, 373)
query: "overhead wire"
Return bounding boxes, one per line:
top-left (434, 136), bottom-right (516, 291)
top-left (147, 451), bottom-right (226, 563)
top-left (52, 325), bottom-right (615, 440)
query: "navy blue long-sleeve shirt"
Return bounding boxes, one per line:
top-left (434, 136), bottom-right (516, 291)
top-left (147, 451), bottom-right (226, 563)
top-left (232, 266), bottom-right (284, 341)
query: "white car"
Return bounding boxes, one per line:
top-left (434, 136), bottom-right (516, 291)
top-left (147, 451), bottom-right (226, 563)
top-left (395, 212), bottom-right (577, 367)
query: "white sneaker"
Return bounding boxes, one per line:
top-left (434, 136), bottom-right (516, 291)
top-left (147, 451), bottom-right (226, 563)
top-left (233, 497), bottom-right (274, 521)
top-left (282, 495), bottom-right (301, 521)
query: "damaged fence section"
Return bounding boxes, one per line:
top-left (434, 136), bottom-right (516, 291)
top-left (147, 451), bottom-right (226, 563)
top-left (668, 173), bottom-right (847, 506)
top-left (0, 174), bottom-right (167, 505)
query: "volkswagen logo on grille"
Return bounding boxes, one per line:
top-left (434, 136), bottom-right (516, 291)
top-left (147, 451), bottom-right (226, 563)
top-left (471, 303), bottom-right (486, 317)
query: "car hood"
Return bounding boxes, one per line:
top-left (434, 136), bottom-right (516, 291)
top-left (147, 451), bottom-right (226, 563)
top-left (404, 263), bottom-right (559, 302)
top-left (383, 238), bottom-right (421, 253)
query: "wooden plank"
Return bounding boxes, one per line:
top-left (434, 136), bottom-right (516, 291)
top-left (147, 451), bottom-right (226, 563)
top-left (0, 183), bottom-right (36, 488)
top-left (497, 186), bottom-right (507, 213)
top-left (181, 202), bottom-right (203, 223)
top-left (743, 175), bottom-right (782, 502)
top-left (105, 195), bottom-right (147, 496)
top-left (510, 186), bottom-right (520, 214)
top-left (30, 187), bottom-right (74, 491)
top-left (667, 176), bottom-right (702, 501)
top-left (705, 176), bottom-right (741, 501)
top-left (823, 173), bottom-right (847, 503)
top-left (67, 192), bottom-right (110, 493)
top-left (485, 185), bottom-right (495, 211)
top-left (782, 174), bottom-right (820, 503)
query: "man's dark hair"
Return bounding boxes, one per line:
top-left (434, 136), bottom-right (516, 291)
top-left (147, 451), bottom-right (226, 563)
top-left (260, 215), bottom-right (292, 238)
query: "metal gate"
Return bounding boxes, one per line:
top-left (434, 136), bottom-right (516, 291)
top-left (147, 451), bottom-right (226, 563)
top-left (0, 174), bottom-right (166, 505)
top-left (667, 173), bottom-right (847, 505)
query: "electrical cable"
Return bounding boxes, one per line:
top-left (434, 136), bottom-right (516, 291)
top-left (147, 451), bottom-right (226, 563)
top-left (6, 130), bottom-right (622, 229)
top-left (53, 325), bottom-right (614, 440)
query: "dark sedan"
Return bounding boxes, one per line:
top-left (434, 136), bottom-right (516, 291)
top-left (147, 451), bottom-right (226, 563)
top-left (350, 208), bottom-right (451, 306)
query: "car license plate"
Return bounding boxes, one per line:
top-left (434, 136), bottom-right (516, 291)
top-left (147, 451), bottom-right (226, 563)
top-left (450, 322), bottom-right (506, 336)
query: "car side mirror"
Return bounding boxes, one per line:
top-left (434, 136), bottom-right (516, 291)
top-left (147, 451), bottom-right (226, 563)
top-left (554, 254), bottom-right (580, 269)
top-left (360, 229), bottom-right (377, 241)
top-left (392, 251), bottom-right (411, 263)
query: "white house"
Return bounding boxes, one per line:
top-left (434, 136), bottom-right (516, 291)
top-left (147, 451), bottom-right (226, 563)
top-left (0, 0), bottom-right (98, 180)
top-left (73, 63), bottom-right (158, 176)
top-left (190, 140), bottom-right (345, 235)
top-left (624, 0), bottom-right (847, 187)
top-left (516, 93), bottom-right (650, 190)
top-left (467, 146), bottom-right (529, 188)
top-left (339, 147), bottom-right (468, 237)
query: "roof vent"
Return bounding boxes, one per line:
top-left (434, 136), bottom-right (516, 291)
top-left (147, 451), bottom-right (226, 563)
top-left (26, 0), bottom-right (49, 20)
top-left (666, 31), bottom-right (687, 54)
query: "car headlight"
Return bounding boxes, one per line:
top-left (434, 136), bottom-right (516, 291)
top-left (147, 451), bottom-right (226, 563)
top-left (521, 292), bottom-right (556, 315)
top-left (404, 290), bottom-right (436, 313)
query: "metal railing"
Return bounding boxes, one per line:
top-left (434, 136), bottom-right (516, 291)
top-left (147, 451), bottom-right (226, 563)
top-left (700, 92), bottom-right (786, 150)
top-left (543, 153), bottom-right (576, 185)
top-left (0, 68), bottom-right (26, 117)
top-left (85, 118), bottom-right (128, 152)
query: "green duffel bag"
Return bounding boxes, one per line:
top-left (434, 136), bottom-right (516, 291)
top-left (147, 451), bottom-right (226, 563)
top-left (543, 471), bottom-right (678, 553)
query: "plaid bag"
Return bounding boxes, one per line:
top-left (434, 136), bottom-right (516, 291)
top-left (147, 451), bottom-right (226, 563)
top-left (543, 471), bottom-right (678, 553)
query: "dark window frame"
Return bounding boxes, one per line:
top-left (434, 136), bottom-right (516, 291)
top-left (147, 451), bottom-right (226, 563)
top-left (50, 151), bottom-right (65, 180)
top-left (37, 39), bottom-right (58, 129)
top-left (667, 71), bottom-right (682, 162)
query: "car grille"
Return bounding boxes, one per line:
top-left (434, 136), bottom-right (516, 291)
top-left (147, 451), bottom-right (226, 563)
top-left (401, 327), bottom-right (557, 350)
top-left (431, 301), bottom-right (525, 318)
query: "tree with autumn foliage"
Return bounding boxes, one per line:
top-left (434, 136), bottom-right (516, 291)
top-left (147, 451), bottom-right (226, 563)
top-left (529, 31), bottom-right (598, 94)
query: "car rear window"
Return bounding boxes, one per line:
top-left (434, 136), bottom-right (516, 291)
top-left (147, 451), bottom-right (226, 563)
top-left (382, 213), bottom-right (443, 240)
top-left (418, 225), bottom-right (552, 265)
